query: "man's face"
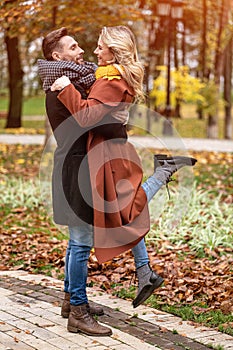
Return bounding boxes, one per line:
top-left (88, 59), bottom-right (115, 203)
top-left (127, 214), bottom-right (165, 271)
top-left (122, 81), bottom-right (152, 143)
top-left (52, 35), bottom-right (84, 64)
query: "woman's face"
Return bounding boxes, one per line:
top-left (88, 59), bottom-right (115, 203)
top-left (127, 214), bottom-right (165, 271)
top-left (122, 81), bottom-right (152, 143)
top-left (94, 38), bottom-right (114, 66)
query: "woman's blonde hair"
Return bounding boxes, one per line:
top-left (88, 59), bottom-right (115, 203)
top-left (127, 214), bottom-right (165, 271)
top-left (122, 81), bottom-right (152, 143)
top-left (100, 26), bottom-right (145, 102)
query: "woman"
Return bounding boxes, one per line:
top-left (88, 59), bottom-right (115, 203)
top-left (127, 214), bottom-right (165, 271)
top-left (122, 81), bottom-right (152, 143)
top-left (51, 26), bottom-right (196, 318)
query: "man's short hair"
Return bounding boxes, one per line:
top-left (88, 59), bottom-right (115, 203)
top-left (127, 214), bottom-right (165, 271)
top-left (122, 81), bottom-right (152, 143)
top-left (42, 27), bottom-right (68, 60)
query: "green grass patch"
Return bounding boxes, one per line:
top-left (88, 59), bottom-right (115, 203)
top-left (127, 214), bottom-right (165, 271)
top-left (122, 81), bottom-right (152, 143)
top-left (32, 264), bottom-right (55, 277)
top-left (147, 184), bottom-right (233, 255)
top-left (113, 285), bottom-right (136, 300)
top-left (129, 115), bottom-right (227, 139)
top-left (0, 95), bottom-right (46, 134)
top-left (128, 101), bottom-right (233, 139)
top-left (113, 287), bottom-right (233, 336)
top-left (0, 95), bottom-right (45, 116)
top-left (22, 96), bottom-right (46, 116)
top-left (195, 163), bottom-right (233, 193)
top-left (0, 176), bottom-right (42, 209)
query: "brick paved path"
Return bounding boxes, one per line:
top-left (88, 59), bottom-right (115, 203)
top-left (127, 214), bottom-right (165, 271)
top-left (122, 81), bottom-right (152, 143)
top-left (0, 271), bottom-right (232, 350)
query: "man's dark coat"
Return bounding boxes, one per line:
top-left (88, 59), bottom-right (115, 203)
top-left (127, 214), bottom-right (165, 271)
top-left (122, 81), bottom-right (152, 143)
top-left (45, 86), bottom-right (127, 226)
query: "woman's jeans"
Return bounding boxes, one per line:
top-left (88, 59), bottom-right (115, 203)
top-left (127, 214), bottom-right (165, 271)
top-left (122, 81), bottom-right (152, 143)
top-left (65, 175), bottom-right (163, 305)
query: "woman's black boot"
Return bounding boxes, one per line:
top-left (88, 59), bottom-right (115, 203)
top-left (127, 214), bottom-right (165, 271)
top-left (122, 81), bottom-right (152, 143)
top-left (133, 263), bottom-right (164, 308)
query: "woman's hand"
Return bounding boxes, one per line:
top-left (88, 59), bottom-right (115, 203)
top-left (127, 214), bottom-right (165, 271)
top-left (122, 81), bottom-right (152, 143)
top-left (51, 76), bottom-right (71, 91)
top-left (112, 109), bottom-right (129, 125)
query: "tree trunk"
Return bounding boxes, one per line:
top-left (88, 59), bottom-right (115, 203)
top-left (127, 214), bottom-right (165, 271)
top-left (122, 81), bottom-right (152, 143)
top-left (223, 35), bottom-right (232, 139)
top-left (207, 114), bottom-right (218, 138)
top-left (207, 0), bottom-right (226, 138)
top-left (44, 5), bottom-right (58, 146)
top-left (201, 0), bottom-right (207, 79)
top-left (197, 0), bottom-right (207, 120)
top-left (181, 21), bottom-right (186, 66)
top-left (174, 24), bottom-right (181, 118)
top-left (5, 35), bottom-right (23, 128)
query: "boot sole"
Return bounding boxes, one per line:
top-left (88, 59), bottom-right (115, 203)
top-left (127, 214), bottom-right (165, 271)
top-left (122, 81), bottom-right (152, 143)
top-left (67, 325), bottom-right (112, 336)
top-left (154, 155), bottom-right (197, 170)
top-left (133, 277), bottom-right (164, 308)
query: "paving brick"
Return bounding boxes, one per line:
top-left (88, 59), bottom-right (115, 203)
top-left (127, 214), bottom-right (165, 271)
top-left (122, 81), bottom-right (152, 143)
top-left (109, 327), bottom-right (160, 350)
top-left (64, 332), bottom-right (103, 347)
top-left (87, 346), bottom-right (112, 350)
top-left (23, 284), bottom-right (44, 291)
top-left (23, 291), bottom-right (46, 299)
top-left (10, 331), bottom-right (58, 350)
top-left (0, 344), bottom-right (8, 350)
top-left (113, 343), bottom-right (145, 350)
top-left (25, 307), bottom-right (57, 319)
top-left (45, 305), bottom-right (61, 315)
top-left (26, 315), bottom-right (55, 328)
top-left (0, 311), bottom-right (18, 322)
top-left (0, 287), bottom-right (15, 296)
top-left (31, 327), bottom-right (58, 340)
top-left (47, 314), bottom-right (67, 326)
top-left (223, 344), bottom-right (233, 350)
top-left (44, 288), bottom-right (63, 299)
top-left (0, 321), bottom-right (14, 332)
top-left (47, 336), bottom-right (84, 350)
top-left (32, 300), bottom-right (54, 309)
top-left (89, 345), bottom-right (109, 350)
top-left (184, 329), bottom-right (221, 339)
top-left (0, 331), bottom-right (34, 350)
top-left (8, 293), bottom-right (37, 305)
top-left (199, 333), bottom-right (233, 346)
top-left (0, 272), bottom-right (232, 350)
top-left (89, 334), bottom-right (122, 347)
top-left (37, 294), bottom-right (59, 303)
top-left (6, 318), bottom-right (38, 333)
top-left (2, 307), bottom-right (34, 320)
top-left (142, 314), bottom-right (181, 324)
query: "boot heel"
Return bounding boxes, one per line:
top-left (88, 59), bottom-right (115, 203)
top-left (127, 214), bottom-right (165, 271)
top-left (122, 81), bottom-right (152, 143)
top-left (67, 325), bottom-right (80, 333)
top-left (154, 154), bottom-right (168, 170)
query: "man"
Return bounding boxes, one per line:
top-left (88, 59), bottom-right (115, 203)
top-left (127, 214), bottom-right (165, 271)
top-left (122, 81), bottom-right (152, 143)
top-left (39, 27), bottom-right (113, 336)
top-left (38, 27), bottom-right (173, 337)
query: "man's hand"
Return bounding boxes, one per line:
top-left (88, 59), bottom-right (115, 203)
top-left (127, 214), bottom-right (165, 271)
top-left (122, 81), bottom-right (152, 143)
top-left (51, 76), bottom-right (71, 91)
top-left (112, 109), bottom-right (129, 125)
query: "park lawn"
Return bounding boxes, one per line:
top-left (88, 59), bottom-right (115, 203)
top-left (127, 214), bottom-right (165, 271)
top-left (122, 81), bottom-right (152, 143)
top-left (0, 96), bottom-right (231, 139)
top-left (0, 95), bottom-right (46, 116)
top-left (0, 144), bottom-right (232, 336)
top-left (0, 119), bottom-right (45, 134)
top-left (0, 95), bottom-right (46, 134)
top-left (129, 106), bottom-right (227, 139)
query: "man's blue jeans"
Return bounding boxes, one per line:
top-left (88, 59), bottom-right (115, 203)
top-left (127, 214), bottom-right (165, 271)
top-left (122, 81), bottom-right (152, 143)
top-left (64, 225), bottom-right (93, 305)
top-left (65, 175), bottom-right (163, 305)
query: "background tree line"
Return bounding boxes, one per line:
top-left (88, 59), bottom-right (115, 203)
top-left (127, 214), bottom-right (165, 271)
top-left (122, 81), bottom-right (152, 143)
top-left (0, 0), bottom-right (232, 139)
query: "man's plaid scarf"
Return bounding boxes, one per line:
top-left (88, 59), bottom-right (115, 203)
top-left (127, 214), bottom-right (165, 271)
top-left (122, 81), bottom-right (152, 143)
top-left (37, 59), bottom-right (97, 92)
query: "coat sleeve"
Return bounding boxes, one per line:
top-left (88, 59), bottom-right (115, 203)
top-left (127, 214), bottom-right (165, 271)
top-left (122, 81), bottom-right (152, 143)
top-left (57, 79), bottom-right (134, 128)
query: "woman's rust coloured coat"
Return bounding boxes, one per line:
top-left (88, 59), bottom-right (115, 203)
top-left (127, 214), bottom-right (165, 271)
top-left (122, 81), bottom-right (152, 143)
top-left (58, 78), bottom-right (150, 263)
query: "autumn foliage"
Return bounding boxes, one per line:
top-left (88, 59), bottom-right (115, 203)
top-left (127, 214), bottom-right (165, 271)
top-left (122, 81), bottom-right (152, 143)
top-left (0, 144), bottom-right (232, 326)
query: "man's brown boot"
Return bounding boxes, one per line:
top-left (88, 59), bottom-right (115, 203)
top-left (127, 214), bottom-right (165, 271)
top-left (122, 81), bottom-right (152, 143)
top-left (87, 302), bottom-right (104, 316)
top-left (61, 292), bottom-right (70, 318)
top-left (67, 304), bottom-right (112, 336)
top-left (61, 293), bottom-right (104, 318)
